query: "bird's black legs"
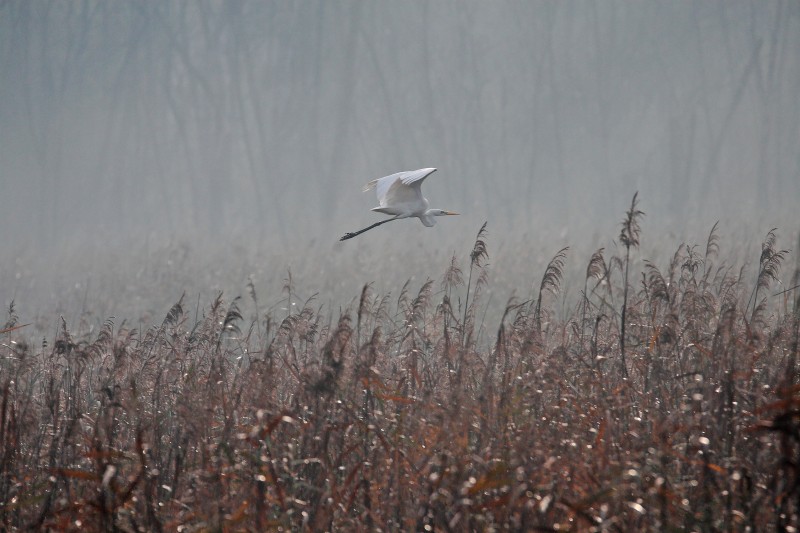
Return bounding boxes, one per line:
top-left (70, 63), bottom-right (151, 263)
top-left (340, 217), bottom-right (398, 241)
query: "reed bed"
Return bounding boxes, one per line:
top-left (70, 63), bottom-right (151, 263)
top-left (1, 197), bottom-right (798, 531)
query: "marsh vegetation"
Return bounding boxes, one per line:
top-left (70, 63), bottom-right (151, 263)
top-left (2, 198), bottom-right (799, 531)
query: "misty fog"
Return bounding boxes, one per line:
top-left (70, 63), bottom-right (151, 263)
top-left (1, 1), bottom-right (798, 326)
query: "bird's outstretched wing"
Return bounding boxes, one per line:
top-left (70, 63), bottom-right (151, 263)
top-left (363, 168), bottom-right (437, 208)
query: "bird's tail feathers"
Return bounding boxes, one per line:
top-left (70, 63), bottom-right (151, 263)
top-left (362, 179), bottom-right (379, 193)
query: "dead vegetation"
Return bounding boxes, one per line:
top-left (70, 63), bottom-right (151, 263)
top-left (1, 196), bottom-right (799, 531)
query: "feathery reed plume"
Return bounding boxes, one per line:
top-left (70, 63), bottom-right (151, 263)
top-left (705, 222), bottom-right (720, 258)
top-left (407, 279), bottom-right (434, 392)
top-left (356, 283), bottom-right (372, 344)
top-left (682, 244), bottom-right (702, 277)
top-left (644, 261), bottom-right (670, 304)
top-left (282, 269), bottom-right (295, 318)
top-left (55, 315), bottom-right (76, 357)
top-left (619, 192), bottom-right (644, 249)
top-left (442, 254), bottom-right (464, 298)
top-left (581, 248), bottom-right (606, 353)
top-left (246, 277), bottom-right (261, 337)
top-left (3, 300), bottom-right (17, 330)
top-left (748, 228), bottom-right (788, 325)
top-left (534, 247), bottom-right (569, 334)
top-left (312, 314), bottom-right (351, 396)
top-left (704, 221), bottom-right (720, 269)
top-left (619, 191), bottom-right (645, 378)
top-left (470, 222), bottom-right (489, 266)
top-left (586, 248), bottom-right (606, 283)
top-left (162, 293), bottom-right (185, 328)
top-left (397, 279), bottom-right (411, 316)
top-left (216, 296), bottom-right (243, 352)
top-left (411, 279), bottom-right (434, 324)
top-left (441, 254), bottom-right (464, 346)
top-left (463, 222), bottom-right (489, 346)
top-left (757, 229), bottom-right (785, 291)
top-left (90, 317), bottom-right (115, 358)
top-left (246, 277), bottom-right (257, 306)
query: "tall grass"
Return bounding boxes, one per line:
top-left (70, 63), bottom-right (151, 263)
top-left (0, 201), bottom-right (798, 531)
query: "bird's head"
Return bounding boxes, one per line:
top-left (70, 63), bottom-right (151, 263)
top-left (428, 209), bottom-right (459, 217)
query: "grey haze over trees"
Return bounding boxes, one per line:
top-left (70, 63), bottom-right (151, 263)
top-left (0, 1), bottom-right (798, 317)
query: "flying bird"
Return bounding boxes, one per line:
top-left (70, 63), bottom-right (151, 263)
top-left (340, 168), bottom-right (459, 241)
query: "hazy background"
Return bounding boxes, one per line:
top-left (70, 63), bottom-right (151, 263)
top-left (1, 1), bottom-right (798, 327)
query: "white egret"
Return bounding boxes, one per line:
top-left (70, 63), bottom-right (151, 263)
top-left (340, 168), bottom-right (459, 241)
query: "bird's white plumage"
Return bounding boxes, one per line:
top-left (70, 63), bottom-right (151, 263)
top-left (340, 167), bottom-right (456, 241)
top-left (364, 168), bottom-right (437, 216)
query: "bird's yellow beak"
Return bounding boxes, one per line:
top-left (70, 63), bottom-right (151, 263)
top-left (445, 211), bottom-right (459, 215)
